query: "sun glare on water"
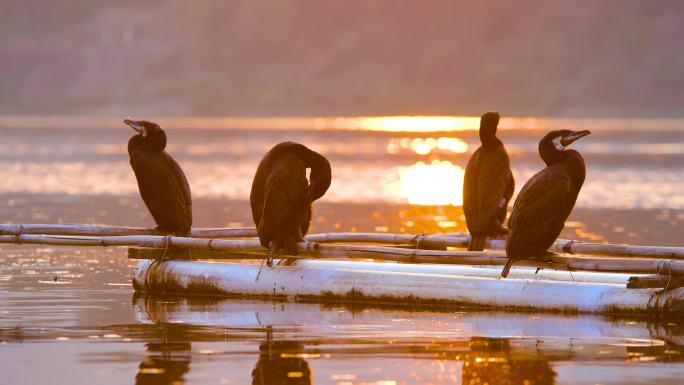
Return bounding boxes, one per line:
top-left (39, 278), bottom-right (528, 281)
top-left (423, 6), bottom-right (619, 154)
top-left (386, 160), bottom-right (464, 205)
top-left (357, 116), bottom-right (480, 132)
top-left (387, 137), bottom-right (469, 155)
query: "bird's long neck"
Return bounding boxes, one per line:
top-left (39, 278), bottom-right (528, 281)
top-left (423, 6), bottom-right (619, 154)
top-left (301, 150), bottom-right (331, 202)
top-left (539, 136), bottom-right (564, 165)
top-left (562, 150), bottom-right (586, 190)
top-left (540, 139), bottom-right (586, 188)
top-left (147, 131), bottom-right (167, 151)
top-left (128, 136), bottom-right (144, 156)
top-left (128, 132), bottom-right (167, 155)
top-left (270, 142), bottom-right (332, 202)
top-left (479, 127), bottom-right (501, 147)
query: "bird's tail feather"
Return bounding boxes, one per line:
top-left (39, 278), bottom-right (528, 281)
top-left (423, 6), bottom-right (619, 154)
top-left (285, 237), bottom-right (299, 256)
top-left (501, 258), bottom-right (515, 278)
top-left (468, 234), bottom-right (486, 251)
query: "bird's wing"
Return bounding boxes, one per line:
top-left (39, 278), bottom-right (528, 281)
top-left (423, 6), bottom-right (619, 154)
top-left (250, 143), bottom-right (299, 229)
top-left (504, 169), bottom-right (515, 205)
top-left (162, 152), bottom-right (192, 230)
top-left (464, 147), bottom-right (512, 233)
top-left (507, 167), bottom-right (572, 252)
top-left (478, 149), bottom-right (512, 213)
top-left (462, 149), bottom-right (482, 218)
top-left (258, 159), bottom-right (309, 244)
top-left (497, 168), bottom-right (516, 225)
top-left (250, 157), bottom-right (269, 231)
top-left (162, 152), bottom-right (192, 207)
top-left (131, 152), bottom-right (192, 232)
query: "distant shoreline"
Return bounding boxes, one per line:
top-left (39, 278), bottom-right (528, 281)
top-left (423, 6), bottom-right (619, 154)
top-left (2, 115), bottom-right (684, 132)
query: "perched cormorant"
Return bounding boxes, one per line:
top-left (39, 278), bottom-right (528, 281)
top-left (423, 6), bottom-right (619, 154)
top-left (125, 119), bottom-right (192, 235)
top-left (463, 112), bottom-right (515, 251)
top-left (502, 129), bottom-right (591, 277)
top-left (250, 142), bottom-right (331, 267)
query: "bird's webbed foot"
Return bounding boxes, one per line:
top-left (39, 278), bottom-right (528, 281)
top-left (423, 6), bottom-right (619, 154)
top-left (266, 242), bottom-right (279, 267)
top-left (153, 226), bottom-right (168, 235)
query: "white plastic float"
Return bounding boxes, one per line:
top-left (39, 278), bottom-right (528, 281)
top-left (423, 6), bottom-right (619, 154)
top-left (132, 259), bottom-right (684, 316)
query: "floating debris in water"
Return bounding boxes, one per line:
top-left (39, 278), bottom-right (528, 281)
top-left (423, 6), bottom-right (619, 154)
top-left (197, 349), bottom-right (221, 355)
top-left (331, 374), bottom-right (357, 380)
top-left (38, 280), bottom-right (71, 285)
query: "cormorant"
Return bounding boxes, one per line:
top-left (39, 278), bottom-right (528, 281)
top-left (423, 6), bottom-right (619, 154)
top-left (502, 129), bottom-right (591, 277)
top-left (463, 112), bottom-right (515, 251)
top-left (125, 119), bottom-right (192, 236)
top-left (250, 142), bottom-right (331, 267)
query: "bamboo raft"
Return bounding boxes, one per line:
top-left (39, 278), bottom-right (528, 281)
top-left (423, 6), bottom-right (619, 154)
top-left (1, 223), bottom-right (683, 316)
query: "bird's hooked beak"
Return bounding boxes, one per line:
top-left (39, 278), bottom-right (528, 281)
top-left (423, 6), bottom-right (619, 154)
top-left (560, 130), bottom-right (591, 147)
top-left (124, 119), bottom-right (147, 137)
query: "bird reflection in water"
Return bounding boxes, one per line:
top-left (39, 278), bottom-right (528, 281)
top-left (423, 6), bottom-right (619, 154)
top-left (252, 327), bottom-right (312, 385)
top-left (462, 337), bottom-right (556, 385)
top-left (135, 324), bottom-right (191, 385)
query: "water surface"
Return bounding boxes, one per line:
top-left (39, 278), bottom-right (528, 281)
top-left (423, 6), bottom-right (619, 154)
top-left (1, 116), bottom-right (684, 384)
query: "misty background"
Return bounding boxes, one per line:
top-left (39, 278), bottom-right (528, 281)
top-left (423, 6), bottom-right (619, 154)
top-left (1, 0), bottom-right (683, 117)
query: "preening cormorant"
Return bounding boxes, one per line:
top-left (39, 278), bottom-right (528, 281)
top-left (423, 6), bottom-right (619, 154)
top-left (502, 129), bottom-right (591, 277)
top-left (125, 119), bottom-right (192, 236)
top-left (463, 112), bottom-right (515, 251)
top-left (250, 142), bottom-right (331, 267)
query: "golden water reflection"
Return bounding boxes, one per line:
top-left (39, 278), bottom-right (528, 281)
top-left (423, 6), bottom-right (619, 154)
top-left (387, 137), bottom-right (468, 155)
top-left (356, 116), bottom-right (480, 132)
top-left (385, 161), bottom-right (464, 206)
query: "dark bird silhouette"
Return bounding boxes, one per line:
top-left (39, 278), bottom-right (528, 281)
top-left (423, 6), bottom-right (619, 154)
top-left (463, 112), bottom-right (515, 251)
top-left (502, 129), bottom-right (591, 277)
top-left (250, 142), bottom-right (331, 267)
top-left (125, 119), bottom-right (192, 236)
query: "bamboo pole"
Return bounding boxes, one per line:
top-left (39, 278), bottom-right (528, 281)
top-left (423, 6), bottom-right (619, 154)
top-left (3, 229), bottom-right (684, 276)
top-left (0, 234), bottom-right (318, 254)
top-left (0, 224), bottom-right (257, 238)
top-left (306, 232), bottom-right (684, 260)
top-left (626, 275), bottom-right (684, 289)
top-left (128, 247), bottom-right (272, 260)
top-left (312, 245), bottom-right (684, 276)
top-left (2, 223), bottom-right (683, 260)
top-left (305, 232), bottom-right (464, 249)
top-left (111, 234), bottom-right (684, 276)
top-left (547, 240), bottom-right (684, 259)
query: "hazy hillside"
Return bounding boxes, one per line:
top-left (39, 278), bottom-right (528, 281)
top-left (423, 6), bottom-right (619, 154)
top-left (1, 0), bottom-right (683, 117)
